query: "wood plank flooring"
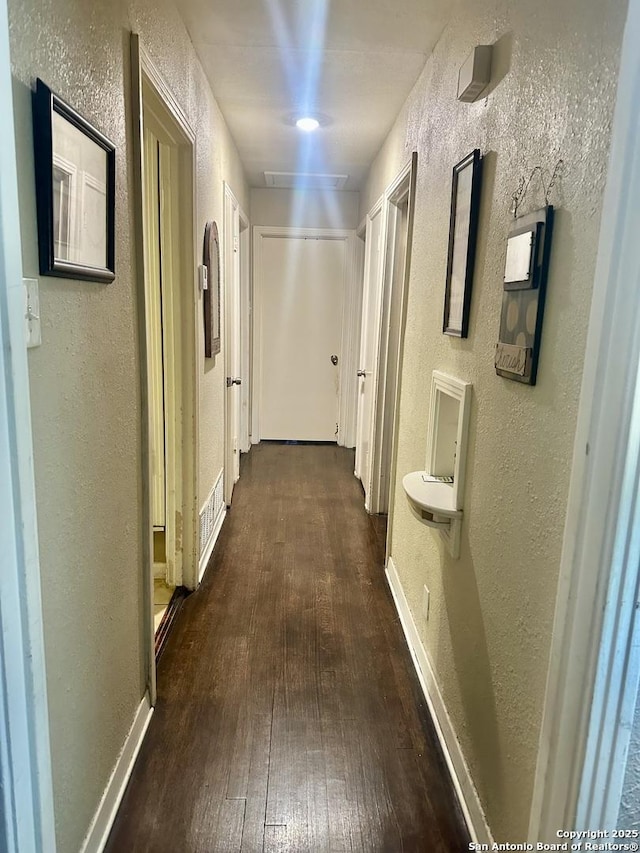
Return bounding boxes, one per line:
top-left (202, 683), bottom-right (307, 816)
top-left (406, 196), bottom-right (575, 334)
top-left (106, 443), bottom-right (470, 852)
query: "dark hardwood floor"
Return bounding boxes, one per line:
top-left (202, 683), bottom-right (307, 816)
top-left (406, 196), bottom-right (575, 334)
top-left (106, 443), bottom-right (470, 852)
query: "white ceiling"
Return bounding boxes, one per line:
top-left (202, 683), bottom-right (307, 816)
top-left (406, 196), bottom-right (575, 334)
top-left (176, 0), bottom-right (453, 189)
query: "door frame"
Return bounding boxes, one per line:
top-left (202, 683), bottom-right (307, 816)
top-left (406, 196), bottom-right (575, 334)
top-left (528, 0), bottom-right (640, 838)
top-left (251, 226), bottom-right (359, 446)
top-left (0, 0), bottom-right (56, 845)
top-left (370, 154), bottom-right (417, 517)
top-left (143, 113), bottom-right (184, 587)
top-left (223, 183), bottom-right (249, 504)
top-left (382, 154), bottom-right (417, 558)
top-left (131, 34), bottom-right (199, 703)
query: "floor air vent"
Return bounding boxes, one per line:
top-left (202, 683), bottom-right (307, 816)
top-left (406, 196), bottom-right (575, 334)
top-left (199, 470), bottom-right (225, 558)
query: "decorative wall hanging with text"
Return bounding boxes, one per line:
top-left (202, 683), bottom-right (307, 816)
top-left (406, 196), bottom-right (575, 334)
top-left (494, 206), bottom-right (554, 385)
top-left (203, 220), bottom-right (220, 358)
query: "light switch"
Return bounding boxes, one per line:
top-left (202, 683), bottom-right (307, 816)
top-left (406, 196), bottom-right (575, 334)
top-left (23, 278), bottom-right (41, 348)
top-left (198, 263), bottom-right (208, 292)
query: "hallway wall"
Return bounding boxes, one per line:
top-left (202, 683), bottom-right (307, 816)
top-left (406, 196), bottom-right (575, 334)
top-left (251, 187), bottom-right (359, 230)
top-left (8, 0), bottom-right (248, 850)
top-left (360, 0), bottom-right (628, 841)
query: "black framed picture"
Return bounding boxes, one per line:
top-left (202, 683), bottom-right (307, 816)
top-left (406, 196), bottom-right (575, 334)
top-left (32, 78), bottom-right (116, 283)
top-left (203, 220), bottom-right (221, 358)
top-left (443, 149), bottom-right (483, 337)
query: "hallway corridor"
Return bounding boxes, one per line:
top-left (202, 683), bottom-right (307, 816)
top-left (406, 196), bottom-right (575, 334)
top-left (106, 443), bottom-right (470, 852)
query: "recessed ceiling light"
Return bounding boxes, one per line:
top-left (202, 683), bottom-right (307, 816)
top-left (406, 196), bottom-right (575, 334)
top-left (296, 117), bottom-right (320, 132)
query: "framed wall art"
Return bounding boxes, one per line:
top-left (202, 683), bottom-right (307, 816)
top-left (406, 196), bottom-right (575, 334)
top-left (203, 220), bottom-right (221, 357)
top-left (32, 78), bottom-right (115, 283)
top-left (443, 149), bottom-right (483, 337)
top-left (494, 205), bottom-right (554, 385)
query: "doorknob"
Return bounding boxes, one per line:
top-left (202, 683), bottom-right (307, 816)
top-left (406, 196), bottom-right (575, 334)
top-left (331, 355), bottom-right (339, 365)
top-left (357, 370), bottom-right (366, 377)
top-left (226, 377), bottom-right (242, 387)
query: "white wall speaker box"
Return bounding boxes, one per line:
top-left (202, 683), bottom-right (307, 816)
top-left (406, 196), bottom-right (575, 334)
top-left (457, 45), bottom-right (492, 102)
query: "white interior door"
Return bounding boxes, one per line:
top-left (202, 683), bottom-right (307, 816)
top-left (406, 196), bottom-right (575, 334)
top-left (224, 187), bottom-right (242, 505)
top-left (239, 217), bottom-right (251, 452)
top-left (372, 200), bottom-right (407, 514)
top-left (258, 235), bottom-right (346, 441)
top-left (223, 184), bottom-right (250, 506)
top-left (355, 205), bottom-right (384, 505)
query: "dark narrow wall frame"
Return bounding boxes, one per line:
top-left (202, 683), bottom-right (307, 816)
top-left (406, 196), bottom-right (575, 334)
top-left (443, 148), bottom-right (483, 337)
top-left (32, 78), bottom-right (116, 283)
top-left (494, 205), bottom-right (554, 385)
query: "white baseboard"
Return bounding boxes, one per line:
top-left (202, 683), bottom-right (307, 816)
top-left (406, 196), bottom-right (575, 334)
top-left (80, 693), bottom-right (153, 853)
top-left (198, 503), bottom-right (226, 583)
top-left (385, 557), bottom-right (493, 846)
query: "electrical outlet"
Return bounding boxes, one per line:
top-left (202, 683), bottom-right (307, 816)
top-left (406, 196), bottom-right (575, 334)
top-left (422, 585), bottom-right (430, 622)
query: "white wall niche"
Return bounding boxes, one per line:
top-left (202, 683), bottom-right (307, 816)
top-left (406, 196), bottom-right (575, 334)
top-left (403, 371), bottom-right (472, 558)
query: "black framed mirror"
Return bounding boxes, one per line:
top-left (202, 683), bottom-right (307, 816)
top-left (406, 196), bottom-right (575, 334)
top-left (32, 78), bottom-right (116, 283)
top-left (443, 149), bottom-right (482, 338)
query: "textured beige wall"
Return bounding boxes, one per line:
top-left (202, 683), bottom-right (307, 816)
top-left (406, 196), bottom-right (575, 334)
top-left (251, 188), bottom-right (360, 230)
top-left (8, 0), bottom-right (247, 850)
top-left (361, 0), bottom-right (627, 841)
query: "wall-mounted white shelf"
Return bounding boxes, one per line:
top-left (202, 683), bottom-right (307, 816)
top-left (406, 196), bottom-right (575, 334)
top-left (403, 473), bottom-right (462, 519)
top-left (403, 371), bottom-right (472, 558)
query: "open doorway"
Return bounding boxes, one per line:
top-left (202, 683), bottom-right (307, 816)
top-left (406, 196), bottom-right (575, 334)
top-left (355, 154), bottom-right (417, 518)
top-left (371, 153), bottom-right (417, 517)
top-left (131, 35), bottom-right (199, 694)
